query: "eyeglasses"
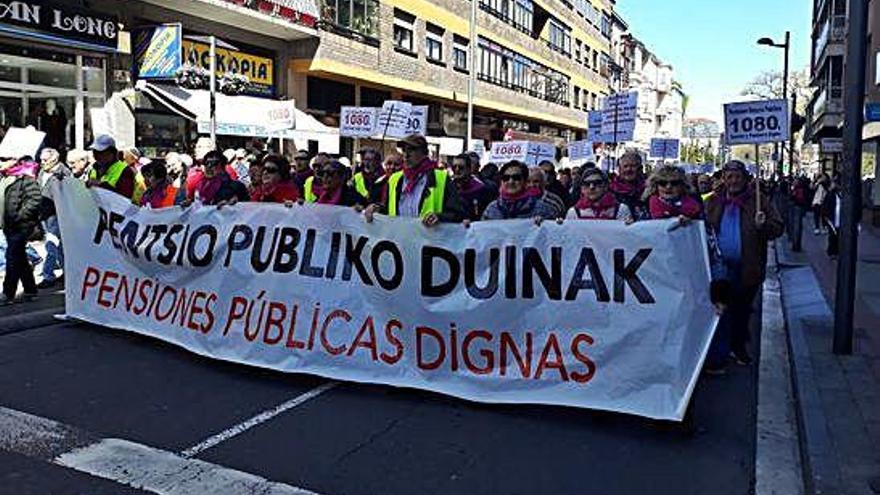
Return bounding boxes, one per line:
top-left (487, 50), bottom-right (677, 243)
top-left (501, 174), bottom-right (524, 182)
top-left (583, 180), bottom-right (606, 188)
top-left (263, 167), bottom-right (279, 174)
top-left (656, 180), bottom-right (683, 188)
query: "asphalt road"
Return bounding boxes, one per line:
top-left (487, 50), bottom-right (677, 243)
top-left (0, 315), bottom-right (759, 495)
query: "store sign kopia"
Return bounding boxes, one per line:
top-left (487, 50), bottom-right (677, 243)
top-left (0, 0), bottom-right (118, 50)
top-left (183, 39), bottom-right (274, 97)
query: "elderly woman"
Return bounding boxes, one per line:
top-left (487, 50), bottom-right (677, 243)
top-left (645, 165), bottom-right (703, 223)
top-left (140, 160), bottom-right (178, 209)
top-left (251, 154), bottom-right (299, 203)
top-left (482, 160), bottom-right (557, 221)
top-left (305, 159), bottom-right (366, 207)
top-left (566, 168), bottom-right (633, 222)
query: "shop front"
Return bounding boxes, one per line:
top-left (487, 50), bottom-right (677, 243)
top-left (0, 1), bottom-right (118, 152)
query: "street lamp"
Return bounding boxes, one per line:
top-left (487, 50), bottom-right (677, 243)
top-left (757, 32), bottom-right (791, 177)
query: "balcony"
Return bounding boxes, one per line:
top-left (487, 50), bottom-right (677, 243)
top-left (814, 15), bottom-right (846, 64)
top-left (807, 85), bottom-right (843, 139)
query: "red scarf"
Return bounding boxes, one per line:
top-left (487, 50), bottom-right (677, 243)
top-left (3, 159), bottom-right (38, 178)
top-left (648, 195), bottom-right (702, 219)
top-left (402, 159), bottom-right (436, 194)
top-left (317, 185), bottom-right (343, 205)
top-left (456, 175), bottom-right (484, 196)
top-left (574, 192), bottom-right (618, 219)
top-left (499, 186), bottom-right (541, 201)
top-left (610, 176), bottom-right (645, 197)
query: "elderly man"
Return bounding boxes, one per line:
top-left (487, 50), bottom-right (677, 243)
top-left (610, 151), bottom-right (648, 220)
top-left (351, 148), bottom-right (384, 202)
top-left (452, 153), bottom-right (496, 221)
top-left (36, 148), bottom-right (70, 288)
top-left (366, 134), bottom-right (464, 226)
top-left (705, 160), bottom-right (784, 368)
top-left (538, 159), bottom-right (571, 207)
top-left (87, 135), bottom-right (136, 202)
top-left (527, 166), bottom-right (566, 218)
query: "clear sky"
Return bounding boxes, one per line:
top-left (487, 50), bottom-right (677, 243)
top-left (616, 0), bottom-right (812, 122)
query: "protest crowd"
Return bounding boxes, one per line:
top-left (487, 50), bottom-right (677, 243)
top-left (1, 131), bottom-right (791, 376)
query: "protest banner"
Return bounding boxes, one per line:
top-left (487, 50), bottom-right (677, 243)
top-left (0, 127), bottom-right (46, 159)
top-left (55, 180), bottom-right (718, 421)
top-left (340, 106), bottom-right (379, 137)
top-left (649, 138), bottom-right (680, 159)
top-left (723, 99), bottom-right (789, 145)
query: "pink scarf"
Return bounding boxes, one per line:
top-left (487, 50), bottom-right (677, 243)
top-left (456, 175), bottom-right (485, 196)
top-left (648, 195), bottom-right (702, 219)
top-left (610, 176), bottom-right (645, 197)
top-left (3, 160), bottom-right (39, 178)
top-left (402, 159), bottom-right (436, 194)
top-left (499, 186), bottom-right (541, 202)
top-left (317, 185), bottom-right (343, 205)
top-left (574, 192), bottom-right (618, 219)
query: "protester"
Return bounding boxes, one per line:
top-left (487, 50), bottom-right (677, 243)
top-left (370, 152), bottom-right (404, 205)
top-left (187, 150), bottom-right (249, 206)
top-left (644, 165), bottom-right (703, 223)
top-left (452, 153), bottom-right (496, 221)
top-left (139, 160), bottom-right (178, 209)
top-left (66, 148), bottom-right (90, 179)
top-left (251, 154), bottom-right (299, 203)
top-left (610, 151), bottom-right (648, 220)
top-left (351, 148), bottom-right (384, 202)
top-left (247, 160), bottom-right (263, 199)
top-left (526, 166), bottom-right (567, 218)
top-left (539, 160), bottom-right (572, 207)
top-left (365, 134), bottom-right (465, 226)
top-left (697, 174), bottom-right (714, 201)
top-left (1, 158), bottom-right (42, 304)
top-left (789, 174), bottom-right (812, 252)
top-left (36, 148), bottom-right (70, 288)
top-left (479, 162), bottom-right (500, 192)
top-left (705, 160), bottom-right (783, 368)
top-left (292, 149), bottom-right (313, 190)
top-left (307, 160), bottom-right (366, 207)
top-left (566, 168), bottom-right (633, 222)
top-left (86, 135), bottom-right (137, 201)
top-left (123, 147), bottom-right (147, 204)
top-left (482, 160), bottom-right (557, 221)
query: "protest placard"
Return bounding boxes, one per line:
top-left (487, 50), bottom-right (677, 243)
top-left (377, 100), bottom-right (413, 138)
top-left (601, 92), bottom-right (638, 143)
top-left (340, 106), bottom-right (379, 137)
top-left (0, 127), bottom-right (46, 160)
top-left (723, 99), bottom-right (789, 145)
top-left (649, 138), bottom-right (680, 159)
top-left (568, 140), bottom-right (596, 162)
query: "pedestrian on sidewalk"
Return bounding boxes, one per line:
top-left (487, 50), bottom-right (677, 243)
top-left (1, 157), bottom-right (43, 305)
top-left (706, 160), bottom-right (784, 365)
top-left (811, 173), bottom-right (830, 234)
top-left (36, 147), bottom-right (70, 289)
top-left (789, 174), bottom-right (811, 251)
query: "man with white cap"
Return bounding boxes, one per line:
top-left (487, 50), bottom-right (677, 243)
top-left (86, 135), bottom-right (136, 202)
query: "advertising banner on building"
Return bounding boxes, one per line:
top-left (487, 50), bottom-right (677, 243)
top-left (0, 0), bottom-right (119, 51)
top-left (133, 24), bottom-right (183, 80)
top-left (723, 99), bottom-right (789, 145)
top-left (55, 181), bottom-right (718, 421)
top-left (183, 39), bottom-right (275, 97)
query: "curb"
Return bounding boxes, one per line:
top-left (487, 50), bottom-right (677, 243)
top-left (0, 306), bottom-right (67, 335)
top-left (775, 241), bottom-right (843, 495)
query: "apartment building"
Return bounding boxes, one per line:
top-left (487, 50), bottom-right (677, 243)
top-left (804, 0), bottom-right (846, 154)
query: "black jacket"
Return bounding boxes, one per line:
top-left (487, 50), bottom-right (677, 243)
top-left (3, 176), bottom-right (42, 232)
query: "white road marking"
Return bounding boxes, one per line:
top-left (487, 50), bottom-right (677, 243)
top-left (0, 406), bottom-right (324, 495)
top-left (181, 382), bottom-right (338, 458)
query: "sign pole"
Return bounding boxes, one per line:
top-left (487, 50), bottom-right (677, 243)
top-left (209, 35), bottom-right (217, 146)
top-left (466, 0), bottom-right (477, 151)
top-left (833, 0), bottom-right (869, 355)
top-left (755, 143), bottom-right (762, 212)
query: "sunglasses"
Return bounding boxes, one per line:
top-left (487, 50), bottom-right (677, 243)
top-left (656, 180), bottom-right (683, 187)
top-left (501, 174), bottom-right (525, 182)
top-left (263, 167), bottom-right (279, 174)
top-left (583, 179), bottom-right (606, 188)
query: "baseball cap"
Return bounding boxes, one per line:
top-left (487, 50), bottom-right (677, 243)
top-left (89, 135), bottom-right (116, 152)
top-left (397, 134), bottom-right (428, 150)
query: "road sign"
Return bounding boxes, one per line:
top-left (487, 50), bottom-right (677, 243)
top-left (820, 137), bottom-right (844, 153)
top-left (601, 92), bottom-right (638, 143)
top-left (865, 102), bottom-right (880, 122)
top-left (649, 138), bottom-right (680, 159)
top-left (723, 99), bottom-right (790, 145)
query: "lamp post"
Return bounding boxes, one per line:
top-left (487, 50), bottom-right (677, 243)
top-left (757, 31), bottom-right (790, 177)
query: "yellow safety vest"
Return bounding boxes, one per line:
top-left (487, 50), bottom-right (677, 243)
top-left (387, 169), bottom-right (447, 217)
top-left (89, 161), bottom-right (136, 203)
top-left (353, 172), bottom-right (369, 199)
top-left (303, 176), bottom-right (317, 203)
top-left (701, 191), bottom-right (715, 202)
top-left (132, 171), bottom-right (147, 205)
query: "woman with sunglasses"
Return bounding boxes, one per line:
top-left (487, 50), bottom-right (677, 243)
top-left (645, 165), bottom-right (703, 224)
top-left (305, 160), bottom-right (367, 208)
top-left (481, 160), bottom-right (557, 222)
top-left (566, 168), bottom-right (633, 223)
top-left (251, 154), bottom-right (299, 204)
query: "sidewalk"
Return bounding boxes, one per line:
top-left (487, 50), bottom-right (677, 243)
top-left (777, 213), bottom-right (880, 495)
top-left (0, 242), bottom-right (66, 334)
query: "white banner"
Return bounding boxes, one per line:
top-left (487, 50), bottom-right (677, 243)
top-left (723, 99), bottom-right (789, 145)
top-left (55, 180), bottom-right (718, 421)
top-left (489, 141), bottom-right (556, 166)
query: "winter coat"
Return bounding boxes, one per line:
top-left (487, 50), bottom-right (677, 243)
top-left (2, 176), bottom-right (42, 233)
top-left (482, 194), bottom-right (558, 220)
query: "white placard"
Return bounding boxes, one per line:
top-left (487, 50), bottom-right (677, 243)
top-left (376, 100), bottom-right (413, 138)
top-left (266, 100), bottom-right (296, 131)
top-left (723, 99), bottom-right (789, 145)
top-left (340, 106), bottom-right (379, 137)
top-left (601, 91), bottom-right (638, 143)
top-left (568, 140), bottom-right (596, 162)
top-left (404, 105), bottom-right (428, 136)
top-left (489, 140), bottom-right (529, 163)
top-left (0, 127), bottom-right (46, 160)
top-left (55, 180), bottom-right (718, 421)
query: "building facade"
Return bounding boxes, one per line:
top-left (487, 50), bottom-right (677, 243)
top-left (804, 0), bottom-right (846, 155)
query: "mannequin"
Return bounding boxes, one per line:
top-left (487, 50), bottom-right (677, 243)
top-left (39, 99), bottom-right (68, 151)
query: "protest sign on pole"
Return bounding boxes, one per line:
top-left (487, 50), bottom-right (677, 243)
top-left (377, 100), bottom-right (413, 139)
top-left (55, 180), bottom-right (718, 421)
top-left (488, 141), bottom-right (556, 165)
top-left (567, 140), bottom-right (595, 163)
top-left (404, 105), bottom-right (428, 136)
top-left (588, 111), bottom-right (606, 143)
top-left (340, 106), bottom-right (379, 137)
top-left (723, 99), bottom-right (790, 145)
top-left (649, 138), bottom-right (680, 159)
top-left (0, 127), bottom-right (46, 159)
top-left (601, 91), bottom-right (638, 143)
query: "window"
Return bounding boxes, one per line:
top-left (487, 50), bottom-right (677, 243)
top-left (321, 0), bottom-right (380, 40)
top-left (547, 19), bottom-right (571, 56)
top-left (592, 50), bottom-right (599, 71)
top-left (600, 13), bottom-right (611, 38)
top-left (575, 40), bottom-right (582, 63)
top-left (426, 23), bottom-right (444, 63)
top-left (584, 46), bottom-right (591, 68)
top-left (573, 87), bottom-right (580, 108)
top-left (477, 38), bottom-right (569, 106)
top-left (393, 9), bottom-right (415, 53)
top-left (480, 0), bottom-right (533, 34)
top-left (453, 35), bottom-right (469, 71)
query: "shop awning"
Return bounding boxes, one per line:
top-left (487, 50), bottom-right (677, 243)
top-left (426, 136), bottom-right (465, 156)
top-left (138, 82), bottom-right (339, 152)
